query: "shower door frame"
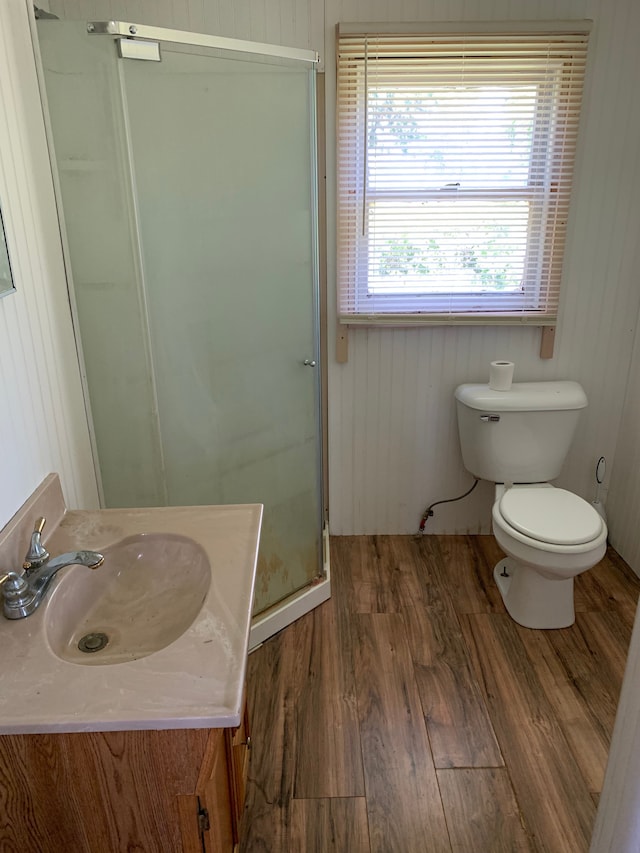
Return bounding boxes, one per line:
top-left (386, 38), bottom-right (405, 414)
top-left (48, 19), bottom-right (329, 644)
top-left (87, 20), bottom-right (320, 65)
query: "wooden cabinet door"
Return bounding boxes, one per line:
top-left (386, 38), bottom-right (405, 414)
top-left (226, 703), bottom-right (252, 844)
top-left (179, 708), bottom-right (251, 853)
top-left (197, 729), bottom-right (235, 853)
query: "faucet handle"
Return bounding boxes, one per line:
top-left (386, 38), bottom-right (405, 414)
top-left (1, 570), bottom-right (29, 595)
top-left (0, 571), bottom-right (34, 618)
top-left (1, 571), bottom-right (26, 589)
top-left (24, 516), bottom-right (50, 569)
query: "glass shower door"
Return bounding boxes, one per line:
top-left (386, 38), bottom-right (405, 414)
top-left (37, 22), bottom-right (323, 616)
top-left (121, 45), bottom-right (322, 613)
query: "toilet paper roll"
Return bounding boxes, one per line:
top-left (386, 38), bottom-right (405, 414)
top-left (489, 360), bottom-right (515, 391)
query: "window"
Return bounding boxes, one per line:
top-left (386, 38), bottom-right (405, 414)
top-left (336, 24), bottom-right (590, 324)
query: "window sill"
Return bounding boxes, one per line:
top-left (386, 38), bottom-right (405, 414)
top-left (338, 314), bottom-right (556, 327)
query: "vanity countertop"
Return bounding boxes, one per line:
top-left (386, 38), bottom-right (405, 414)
top-left (0, 500), bottom-right (262, 735)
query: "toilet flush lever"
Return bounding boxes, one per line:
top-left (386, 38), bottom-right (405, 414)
top-left (480, 414), bottom-right (500, 422)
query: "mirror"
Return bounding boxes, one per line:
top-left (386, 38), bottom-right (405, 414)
top-left (0, 204), bottom-right (15, 298)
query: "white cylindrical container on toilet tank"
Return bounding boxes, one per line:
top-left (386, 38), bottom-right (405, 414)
top-left (489, 360), bottom-right (515, 391)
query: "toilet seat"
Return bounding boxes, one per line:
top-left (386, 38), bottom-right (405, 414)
top-left (498, 487), bottom-right (603, 546)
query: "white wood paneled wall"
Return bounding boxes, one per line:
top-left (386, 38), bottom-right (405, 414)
top-left (0, 0), bottom-right (98, 526)
top-left (44, 0), bottom-right (640, 570)
top-left (325, 0), bottom-right (640, 541)
top-left (608, 321), bottom-right (640, 571)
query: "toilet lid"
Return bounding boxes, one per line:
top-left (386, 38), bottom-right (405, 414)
top-left (499, 488), bottom-right (603, 545)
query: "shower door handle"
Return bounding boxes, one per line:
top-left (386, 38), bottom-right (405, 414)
top-left (303, 359), bottom-right (317, 367)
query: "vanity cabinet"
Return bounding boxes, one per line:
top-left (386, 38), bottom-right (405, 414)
top-left (0, 702), bottom-right (251, 853)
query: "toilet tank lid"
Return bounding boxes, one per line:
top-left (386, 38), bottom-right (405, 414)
top-left (455, 381), bottom-right (587, 412)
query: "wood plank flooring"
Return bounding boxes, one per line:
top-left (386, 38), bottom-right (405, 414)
top-left (239, 536), bottom-right (640, 853)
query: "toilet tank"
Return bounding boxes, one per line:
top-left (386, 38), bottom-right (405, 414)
top-left (454, 381), bottom-right (588, 483)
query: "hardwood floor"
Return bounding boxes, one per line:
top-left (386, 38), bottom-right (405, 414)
top-left (239, 536), bottom-right (640, 853)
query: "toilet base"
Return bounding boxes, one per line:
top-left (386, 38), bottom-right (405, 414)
top-left (494, 558), bottom-right (576, 630)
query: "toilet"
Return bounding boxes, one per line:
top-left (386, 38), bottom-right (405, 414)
top-left (455, 380), bottom-right (607, 629)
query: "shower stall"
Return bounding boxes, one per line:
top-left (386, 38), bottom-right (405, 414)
top-left (36, 20), bottom-right (325, 620)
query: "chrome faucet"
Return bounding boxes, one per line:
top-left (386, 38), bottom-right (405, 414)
top-left (0, 517), bottom-right (104, 619)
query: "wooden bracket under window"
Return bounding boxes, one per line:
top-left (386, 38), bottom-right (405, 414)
top-left (336, 323), bottom-right (349, 363)
top-left (540, 326), bottom-right (556, 359)
top-left (336, 323), bottom-right (555, 361)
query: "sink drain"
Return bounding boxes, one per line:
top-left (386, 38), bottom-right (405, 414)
top-left (78, 632), bottom-right (109, 653)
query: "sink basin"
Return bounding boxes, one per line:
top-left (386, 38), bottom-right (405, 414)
top-left (45, 533), bottom-right (211, 665)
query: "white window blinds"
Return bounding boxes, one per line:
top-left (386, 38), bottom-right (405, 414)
top-left (336, 24), bottom-right (590, 324)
